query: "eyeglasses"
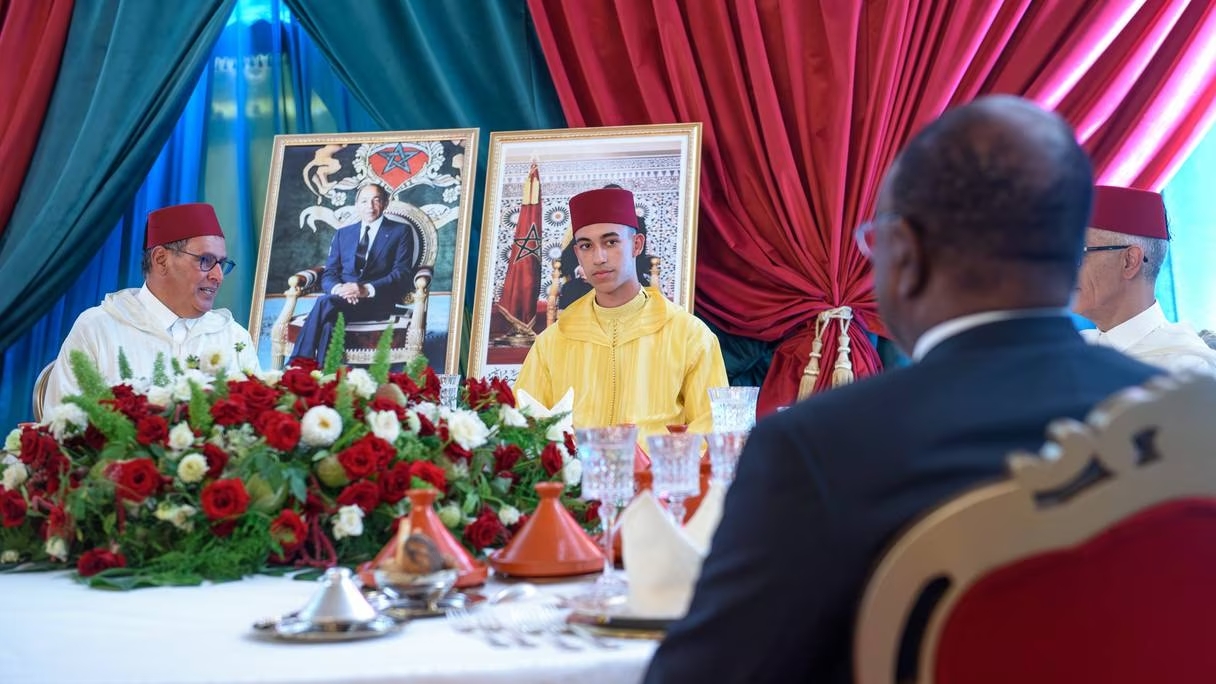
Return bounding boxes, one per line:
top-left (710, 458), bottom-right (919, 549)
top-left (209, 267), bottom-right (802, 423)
top-left (172, 248), bottom-right (236, 274)
top-left (853, 213), bottom-right (901, 259)
top-left (1082, 245), bottom-right (1132, 254)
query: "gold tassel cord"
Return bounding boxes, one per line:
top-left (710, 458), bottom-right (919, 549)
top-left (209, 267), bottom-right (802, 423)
top-left (797, 306), bottom-right (854, 400)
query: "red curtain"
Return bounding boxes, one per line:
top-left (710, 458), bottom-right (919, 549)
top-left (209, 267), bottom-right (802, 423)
top-left (528, 0), bottom-right (1216, 415)
top-left (0, 0), bottom-right (74, 236)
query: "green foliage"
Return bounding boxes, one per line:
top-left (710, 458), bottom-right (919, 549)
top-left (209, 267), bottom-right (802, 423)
top-left (68, 350), bottom-right (114, 400)
top-left (323, 313), bottom-right (347, 375)
top-left (369, 324), bottom-right (395, 384)
top-left (152, 353), bottom-right (169, 386)
top-left (117, 349), bottom-right (132, 381)
top-left (187, 379), bottom-right (213, 435)
top-left (65, 396), bottom-right (134, 445)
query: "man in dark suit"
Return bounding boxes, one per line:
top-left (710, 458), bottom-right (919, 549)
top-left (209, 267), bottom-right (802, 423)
top-left (291, 183), bottom-right (417, 364)
top-left (644, 96), bottom-right (1161, 683)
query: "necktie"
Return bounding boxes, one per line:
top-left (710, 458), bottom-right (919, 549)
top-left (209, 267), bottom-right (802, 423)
top-left (354, 225), bottom-right (370, 274)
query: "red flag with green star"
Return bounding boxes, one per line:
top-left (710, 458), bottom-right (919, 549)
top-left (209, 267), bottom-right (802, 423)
top-left (495, 161), bottom-right (543, 333)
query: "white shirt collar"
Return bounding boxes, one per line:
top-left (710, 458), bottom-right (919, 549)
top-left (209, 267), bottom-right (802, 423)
top-left (1088, 301), bottom-right (1167, 352)
top-left (139, 284), bottom-right (199, 333)
top-left (912, 307), bottom-right (1069, 361)
top-left (362, 215), bottom-right (385, 234)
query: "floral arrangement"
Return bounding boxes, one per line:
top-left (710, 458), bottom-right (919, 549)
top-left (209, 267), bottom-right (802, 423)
top-left (0, 326), bottom-right (593, 589)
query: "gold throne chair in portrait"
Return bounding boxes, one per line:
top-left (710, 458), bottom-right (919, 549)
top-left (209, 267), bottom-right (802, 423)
top-left (269, 204), bottom-right (438, 370)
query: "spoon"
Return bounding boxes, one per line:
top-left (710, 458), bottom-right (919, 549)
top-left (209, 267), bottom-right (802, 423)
top-left (487, 583), bottom-right (538, 606)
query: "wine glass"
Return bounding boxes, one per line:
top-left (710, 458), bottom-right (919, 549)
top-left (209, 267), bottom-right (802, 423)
top-left (437, 374), bottom-right (461, 409)
top-left (574, 424), bottom-right (638, 607)
top-left (708, 386), bottom-right (759, 432)
top-left (646, 433), bottom-right (703, 525)
top-left (705, 430), bottom-right (748, 488)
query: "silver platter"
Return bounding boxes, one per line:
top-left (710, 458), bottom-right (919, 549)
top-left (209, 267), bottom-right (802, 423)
top-left (257, 614), bottom-right (402, 643)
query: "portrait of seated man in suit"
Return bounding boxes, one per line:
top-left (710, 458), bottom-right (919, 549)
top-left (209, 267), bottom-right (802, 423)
top-left (289, 183), bottom-right (417, 364)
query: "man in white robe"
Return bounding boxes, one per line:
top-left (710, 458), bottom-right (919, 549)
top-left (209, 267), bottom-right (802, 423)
top-left (1072, 185), bottom-right (1216, 374)
top-left (42, 203), bottom-right (260, 411)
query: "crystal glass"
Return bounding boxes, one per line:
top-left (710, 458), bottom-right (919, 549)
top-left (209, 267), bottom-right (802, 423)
top-left (574, 424), bottom-right (638, 606)
top-left (705, 431), bottom-right (748, 488)
top-left (708, 386), bottom-right (760, 432)
top-left (437, 374), bottom-right (461, 409)
top-left (647, 433), bottom-right (703, 525)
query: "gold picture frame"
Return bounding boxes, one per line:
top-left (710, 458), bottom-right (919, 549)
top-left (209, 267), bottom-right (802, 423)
top-left (249, 129), bottom-right (479, 373)
top-left (467, 122), bottom-right (703, 381)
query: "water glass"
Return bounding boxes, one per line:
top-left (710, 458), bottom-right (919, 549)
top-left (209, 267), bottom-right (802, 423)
top-left (647, 433), bottom-right (703, 525)
top-left (708, 386), bottom-right (759, 432)
top-left (438, 374), bottom-right (461, 409)
top-left (574, 425), bottom-right (638, 603)
top-left (705, 431), bottom-right (748, 488)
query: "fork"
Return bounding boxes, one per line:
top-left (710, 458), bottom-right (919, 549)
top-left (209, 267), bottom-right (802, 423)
top-left (480, 609), bottom-right (537, 648)
top-left (447, 606), bottom-right (509, 648)
top-left (510, 606), bottom-right (583, 651)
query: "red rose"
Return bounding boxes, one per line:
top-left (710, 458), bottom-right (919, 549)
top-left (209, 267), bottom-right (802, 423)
top-left (135, 415), bottom-right (169, 446)
top-left (465, 378), bottom-right (494, 410)
top-left (81, 425), bottom-right (106, 451)
top-left (336, 443), bottom-right (376, 480)
top-left (209, 396), bottom-right (248, 426)
top-left (255, 411), bottom-right (301, 451)
top-left (76, 548), bottom-right (126, 577)
top-left (304, 493), bottom-right (330, 516)
top-left (358, 434), bottom-right (396, 471)
top-left (540, 442), bottom-right (565, 477)
top-left (18, 426), bottom-right (57, 466)
top-left (564, 431), bottom-right (577, 457)
top-left (445, 440), bottom-right (473, 463)
top-left (388, 371), bottom-right (420, 398)
top-left (109, 458), bottom-right (162, 503)
top-left (269, 510), bottom-right (307, 561)
top-left (409, 461), bottom-right (447, 492)
top-left (304, 382), bottom-right (337, 410)
top-left (337, 481), bottom-right (380, 514)
top-left (228, 380), bottom-right (281, 414)
top-left (0, 488), bottom-right (27, 528)
top-left (105, 393), bottom-right (152, 421)
top-left (379, 462), bottom-right (412, 504)
top-left (286, 356), bottom-right (320, 373)
top-left (200, 479), bottom-right (251, 520)
top-left (509, 513), bottom-right (529, 535)
top-left (42, 504), bottom-right (69, 540)
top-left (416, 412), bottom-right (436, 437)
top-left (281, 367), bottom-right (319, 398)
top-left (368, 397), bottom-right (406, 421)
top-left (202, 444), bottom-right (230, 479)
top-left (462, 507), bottom-right (506, 550)
top-left (211, 519), bottom-right (238, 538)
top-left (583, 500), bottom-right (601, 524)
top-left (418, 367), bottom-right (441, 403)
top-left (494, 444), bottom-right (524, 473)
top-left (490, 378), bottom-right (516, 408)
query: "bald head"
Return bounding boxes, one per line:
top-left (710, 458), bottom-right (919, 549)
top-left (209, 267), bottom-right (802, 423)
top-left (888, 95), bottom-right (1093, 284)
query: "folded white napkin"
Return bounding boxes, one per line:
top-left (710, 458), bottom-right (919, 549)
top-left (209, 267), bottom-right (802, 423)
top-left (619, 483), bottom-right (727, 619)
top-left (515, 387), bottom-right (574, 441)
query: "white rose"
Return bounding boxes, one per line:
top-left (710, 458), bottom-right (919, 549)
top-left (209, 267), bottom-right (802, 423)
top-left (173, 370), bottom-right (213, 402)
top-left (144, 384), bottom-right (174, 409)
top-left (498, 405), bottom-right (528, 428)
top-left (497, 505), bottom-right (521, 527)
top-left (345, 368), bottom-right (378, 399)
top-left (154, 502), bottom-right (198, 532)
top-left (561, 454), bottom-right (583, 487)
top-left (332, 504), bottom-right (365, 539)
top-left (403, 410), bottom-right (422, 435)
top-left (413, 402), bottom-right (439, 422)
top-left (45, 537), bottom-right (68, 561)
top-left (366, 410), bottom-right (400, 443)
top-left (446, 410), bottom-right (490, 450)
top-left (1, 454), bottom-right (17, 467)
top-left (4, 428), bottom-right (21, 454)
top-left (44, 403), bottom-right (89, 440)
top-left (1, 550), bottom-right (19, 563)
top-left (256, 369), bottom-right (284, 386)
top-left (301, 406), bottom-right (342, 447)
top-left (168, 422), bottom-right (196, 452)
top-left (2, 463), bottom-right (29, 490)
top-left (176, 454), bottom-right (208, 484)
top-left (198, 346), bottom-right (229, 374)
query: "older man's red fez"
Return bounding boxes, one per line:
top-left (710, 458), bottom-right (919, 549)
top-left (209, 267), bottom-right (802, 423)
top-left (569, 187), bottom-right (639, 235)
top-left (145, 203), bottom-right (225, 248)
top-left (1091, 185), bottom-right (1169, 240)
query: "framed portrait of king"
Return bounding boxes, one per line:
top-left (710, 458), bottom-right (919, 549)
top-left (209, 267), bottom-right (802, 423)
top-left (249, 129), bottom-right (478, 373)
top-left (467, 123), bottom-right (702, 382)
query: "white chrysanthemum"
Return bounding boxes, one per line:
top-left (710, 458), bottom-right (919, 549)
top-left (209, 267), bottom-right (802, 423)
top-left (366, 410), bottom-right (400, 443)
top-left (345, 368), bottom-right (378, 399)
top-left (498, 405), bottom-right (528, 428)
top-left (497, 505), bottom-right (521, 527)
top-left (561, 454), bottom-right (583, 487)
top-left (172, 369), bottom-right (213, 402)
top-left (403, 410), bottom-right (422, 435)
top-left (301, 406), bottom-right (342, 447)
top-left (1, 454), bottom-right (17, 467)
top-left (144, 384), bottom-right (174, 409)
top-left (447, 410), bottom-right (490, 450)
top-left (413, 402), bottom-right (439, 422)
top-left (255, 369), bottom-right (284, 386)
top-left (43, 403), bottom-right (89, 441)
top-left (198, 346), bottom-right (229, 374)
top-left (332, 504), bottom-right (365, 539)
top-left (2, 463), bottom-right (29, 491)
top-left (0, 550), bottom-right (18, 563)
top-left (168, 422), bottom-right (195, 452)
top-left (4, 428), bottom-right (21, 454)
top-left (154, 502), bottom-right (198, 532)
top-left (437, 504), bottom-right (463, 529)
top-left (177, 453), bottom-right (208, 484)
top-left (45, 537), bottom-right (67, 561)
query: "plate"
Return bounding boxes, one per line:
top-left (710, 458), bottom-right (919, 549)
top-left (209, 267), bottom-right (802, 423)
top-left (262, 614), bottom-right (402, 642)
top-left (369, 589), bottom-right (485, 620)
top-left (567, 608), bottom-right (674, 640)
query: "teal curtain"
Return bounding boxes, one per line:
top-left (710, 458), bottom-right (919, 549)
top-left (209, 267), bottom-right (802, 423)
top-left (1161, 125), bottom-right (1216, 334)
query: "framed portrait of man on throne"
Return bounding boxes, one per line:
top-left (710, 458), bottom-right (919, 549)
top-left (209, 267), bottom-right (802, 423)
top-left (249, 129), bottom-right (479, 373)
top-left (467, 123), bottom-right (702, 382)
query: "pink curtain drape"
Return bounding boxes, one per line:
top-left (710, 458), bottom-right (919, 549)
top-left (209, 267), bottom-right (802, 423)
top-left (528, 0), bottom-right (1216, 414)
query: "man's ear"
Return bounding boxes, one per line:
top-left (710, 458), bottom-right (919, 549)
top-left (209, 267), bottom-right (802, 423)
top-left (632, 231), bottom-right (645, 258)
top-left (1122, 245), bottom-right (1145, 279)
top-left (891, 220), bottom-right (928, 299)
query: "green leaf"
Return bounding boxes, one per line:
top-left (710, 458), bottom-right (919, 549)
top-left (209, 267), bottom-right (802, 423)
top-left (323, 313), bottom-right (347, 375)
top-left (370, 324), bottom-right (395, 384)
top-left (67, 350), bottom-right (115, 400)
top-left (117, 349), bottom-right (132, 381)
top-left (152, 353), bottom-right (169, 386)
top-left (462, 491), bottom-right (480, 515)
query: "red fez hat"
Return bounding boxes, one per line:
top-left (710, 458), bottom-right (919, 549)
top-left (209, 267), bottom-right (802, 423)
top-left (569, 187), bottom-right (639, 235)
top-left (1091, 186), bottom-right (1168, 240)
top-left (145, 203), bottom-right (225, 248)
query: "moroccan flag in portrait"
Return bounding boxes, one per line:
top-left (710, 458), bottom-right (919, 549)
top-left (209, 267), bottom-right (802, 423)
top-left (495, 161), bottom-right (543, 334)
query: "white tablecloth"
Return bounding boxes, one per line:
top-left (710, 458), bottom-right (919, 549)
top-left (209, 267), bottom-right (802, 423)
top-left (0, 572), bottom-right (656, 684)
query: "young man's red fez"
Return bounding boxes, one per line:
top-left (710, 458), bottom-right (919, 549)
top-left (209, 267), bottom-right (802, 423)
top-left (1091, 185), bottom-right (1169, 240)
top-left (569, 187), bottom-right (639, 234)
top-left (145, 203), bottom-right (226, 248)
